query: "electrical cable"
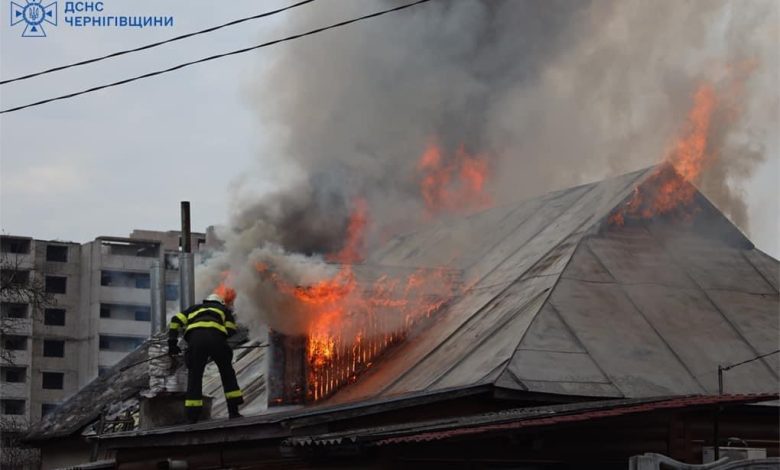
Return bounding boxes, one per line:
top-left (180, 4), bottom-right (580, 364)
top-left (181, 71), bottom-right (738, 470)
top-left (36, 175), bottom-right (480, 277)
top-left (722, 348), bottom-right (779, 371)
top-left (0, 0), bottom-right (316, 85)
top-left (0, 0), bottom-right (434, 114)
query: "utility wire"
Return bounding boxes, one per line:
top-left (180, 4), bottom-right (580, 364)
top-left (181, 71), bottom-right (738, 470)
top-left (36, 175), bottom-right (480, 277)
top-left (0, 0), bottom-right (433, 114)
top-left (0, 0), bottom-right (316, 85)
top-left (722, 348), bottom-right (779, 371)
top-left (691, 349), bottom-right (780, 381)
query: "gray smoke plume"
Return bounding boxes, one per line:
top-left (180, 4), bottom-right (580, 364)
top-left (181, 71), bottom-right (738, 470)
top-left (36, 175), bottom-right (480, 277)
top-left (197, 0), bottom-right (777, 336)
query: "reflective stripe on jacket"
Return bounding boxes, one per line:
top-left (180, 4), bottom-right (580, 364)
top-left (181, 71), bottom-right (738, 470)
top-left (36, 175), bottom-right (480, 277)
top-left (168, 300), bottom-right (237, 339)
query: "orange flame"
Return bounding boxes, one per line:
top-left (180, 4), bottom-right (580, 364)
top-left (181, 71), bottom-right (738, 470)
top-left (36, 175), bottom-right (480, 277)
top-left (256, 199), bottom-right (459, 401)
top-left (214, 271), bottom-right (237, 306)
top-left (418, 140), bottom-right (492, 216)
top-left (609, 82), bottom-right (716, 225)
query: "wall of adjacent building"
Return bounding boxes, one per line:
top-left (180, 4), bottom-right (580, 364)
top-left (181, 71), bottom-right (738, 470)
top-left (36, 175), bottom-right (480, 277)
top-left (0, 230), bottom-right (208, 432)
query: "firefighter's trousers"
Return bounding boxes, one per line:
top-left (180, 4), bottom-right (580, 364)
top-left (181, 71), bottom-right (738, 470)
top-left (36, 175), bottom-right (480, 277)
top-left (184, 328), bottom-right (243, 420)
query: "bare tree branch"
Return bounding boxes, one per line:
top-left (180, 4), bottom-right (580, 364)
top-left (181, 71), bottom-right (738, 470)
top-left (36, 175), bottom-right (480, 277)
top-left (1, 250), bottom-right (56, 364)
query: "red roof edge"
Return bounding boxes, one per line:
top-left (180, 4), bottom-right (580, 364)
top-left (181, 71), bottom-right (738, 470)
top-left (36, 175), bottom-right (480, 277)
top-left (376, 393), bottom-right (778, 446)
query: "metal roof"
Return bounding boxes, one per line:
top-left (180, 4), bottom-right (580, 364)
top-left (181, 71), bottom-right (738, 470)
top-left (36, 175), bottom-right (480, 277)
top-left (29, 167), bottom-right (779, 442)
top-left (284, 393), bottom-right (778, 447)
top-left (324, 166), bottom-right (779, 405)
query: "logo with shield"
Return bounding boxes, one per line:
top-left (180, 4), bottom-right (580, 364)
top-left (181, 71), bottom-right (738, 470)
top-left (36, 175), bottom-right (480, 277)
top-left (11, 0), bottom-right (57, 37)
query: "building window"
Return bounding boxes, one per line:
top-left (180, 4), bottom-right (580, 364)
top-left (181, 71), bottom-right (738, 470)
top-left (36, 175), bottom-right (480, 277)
top-left (0, 303), bottom-right (28, 319)
top-left (41, 372), bottom-right (64, 390)
top-left (135, 275), bottom-right (150, 289)
top-left (1, 399), bottom-right (25, 415)
top-left (101, 270), bottom-right (150, 289)
top-left (100, 303), bottom-right (153, 321)
top-left (0, 270), bottom-right (29, 287)
top-left (98, 367), bottom-right (110, 377)
top-left (165, 284), bottom-right (179, 301)
top-left (1, 367), bottom-right (26, 383)
top-left (164, 254), bottom-right (179, 270)
top-left (99, 335), bottom-right (144, 352)
top-left (43, 340), bottom-right (65, 357)
top-left (2, 335), bottom-right (27, 351)
top-left (0, 237), bottom-right (30, 254)
top-left (41, 403), bottom-right (58, 417)
top-left (45, 276), bottom-right (67, 294)
top-left (44, 308), bottom-right (66, 326)
top-left (45, 245), bottom-right (68, 262)
top-left (100, 240), bottom-right (159, 258)
top-left (134, 307), bottom-right (151, 322)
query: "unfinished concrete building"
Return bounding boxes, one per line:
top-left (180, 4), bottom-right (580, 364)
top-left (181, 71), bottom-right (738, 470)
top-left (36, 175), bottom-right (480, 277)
top-left (0, 230), bottom-right (207, 466)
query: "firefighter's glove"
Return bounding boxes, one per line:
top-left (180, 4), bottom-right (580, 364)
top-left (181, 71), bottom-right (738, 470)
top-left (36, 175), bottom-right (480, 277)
top-left (168, 340), bottom-right (181, 356)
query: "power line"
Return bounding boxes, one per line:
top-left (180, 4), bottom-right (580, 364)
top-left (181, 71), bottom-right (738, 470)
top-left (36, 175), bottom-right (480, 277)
top-left (722, 348), bottom-right (779, 371)
top-left (0, 0), bottom-right (434, 115)
top-left (0, 0), bottom-right (316, 86)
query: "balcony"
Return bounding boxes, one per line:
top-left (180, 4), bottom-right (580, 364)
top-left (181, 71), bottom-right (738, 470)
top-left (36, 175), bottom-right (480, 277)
top-left (100, 254), bottom-right (159, 272)
top-left (99, 318), bottom-right (150, 337)
top-left (6, 253), bottom-right (34, 269)
top-left (1, 350), bottom-right (30, 366)
top-left (0, 413), bottom-right (28, 427)
top-left (100, 286), bottom-right (151, 305)
top-left (1, 318), bottom-right (32, 336)
top-left (0, 382), bottom-right (27, 398)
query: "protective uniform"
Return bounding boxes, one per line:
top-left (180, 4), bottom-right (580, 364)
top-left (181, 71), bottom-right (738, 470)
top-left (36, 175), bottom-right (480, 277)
top-left (168, 293), bottom-right (243, 422)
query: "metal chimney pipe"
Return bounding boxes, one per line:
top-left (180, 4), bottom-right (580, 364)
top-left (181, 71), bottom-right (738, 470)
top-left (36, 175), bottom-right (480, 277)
top-left (181, 201), bottom-right (192, 253)
top-left (179, 201), bottom-right (195, 310)
top-left (150, 260), bottom-right (165, 334)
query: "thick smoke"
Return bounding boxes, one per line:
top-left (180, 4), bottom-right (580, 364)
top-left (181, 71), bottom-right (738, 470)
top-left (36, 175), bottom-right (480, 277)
top-left (198, 0), bottom-right (777, 335)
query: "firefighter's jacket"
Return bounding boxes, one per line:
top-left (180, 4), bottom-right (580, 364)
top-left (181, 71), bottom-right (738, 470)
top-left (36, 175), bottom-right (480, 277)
top-left (168, 300), bottom-right (237, 343)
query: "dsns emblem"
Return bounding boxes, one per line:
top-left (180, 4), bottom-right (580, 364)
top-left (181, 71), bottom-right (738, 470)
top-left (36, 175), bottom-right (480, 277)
top-left (11, 0), bottom-right (57, 37)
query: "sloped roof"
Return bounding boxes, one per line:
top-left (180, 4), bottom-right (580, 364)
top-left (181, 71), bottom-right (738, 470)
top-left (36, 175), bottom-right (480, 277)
top-left (26, 338), bottom-right (154, 441)
top-left (25, 331), bottom-right (265, 442)
top-left (325, 166), bottom-right (779, 405)
top-left (29, 167), bottom-right (779, 442)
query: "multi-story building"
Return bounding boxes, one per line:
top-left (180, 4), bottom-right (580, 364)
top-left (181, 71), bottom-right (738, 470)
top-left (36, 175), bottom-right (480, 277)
top-left (0, 230), bottom-right (207, 429)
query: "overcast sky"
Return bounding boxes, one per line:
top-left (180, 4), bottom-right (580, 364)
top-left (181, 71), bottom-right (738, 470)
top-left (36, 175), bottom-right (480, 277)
top-left (1, 0), bottom-right (778, 258)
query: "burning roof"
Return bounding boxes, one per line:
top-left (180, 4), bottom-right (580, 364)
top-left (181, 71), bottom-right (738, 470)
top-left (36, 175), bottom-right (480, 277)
top-left (320, 166), bottom-right (779, 405)
top-left (26, 167), bottom-right (778, 444)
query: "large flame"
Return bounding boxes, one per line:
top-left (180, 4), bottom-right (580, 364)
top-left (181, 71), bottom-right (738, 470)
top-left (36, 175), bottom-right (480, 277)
top-left (256, 199), bottom-right (458, 401)
top-left (418, 139), bottom-right (492, 216)
top-left (610, 82), bottom-right (717, 225)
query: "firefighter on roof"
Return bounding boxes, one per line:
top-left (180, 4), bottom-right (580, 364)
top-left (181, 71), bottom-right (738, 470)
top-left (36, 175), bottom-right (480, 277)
top-left (168, 287), bottom-right (243, 422)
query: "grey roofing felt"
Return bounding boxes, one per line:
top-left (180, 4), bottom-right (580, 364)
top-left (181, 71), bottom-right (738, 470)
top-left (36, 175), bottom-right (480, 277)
top-left (324, 166), bottom-right (779, 405)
